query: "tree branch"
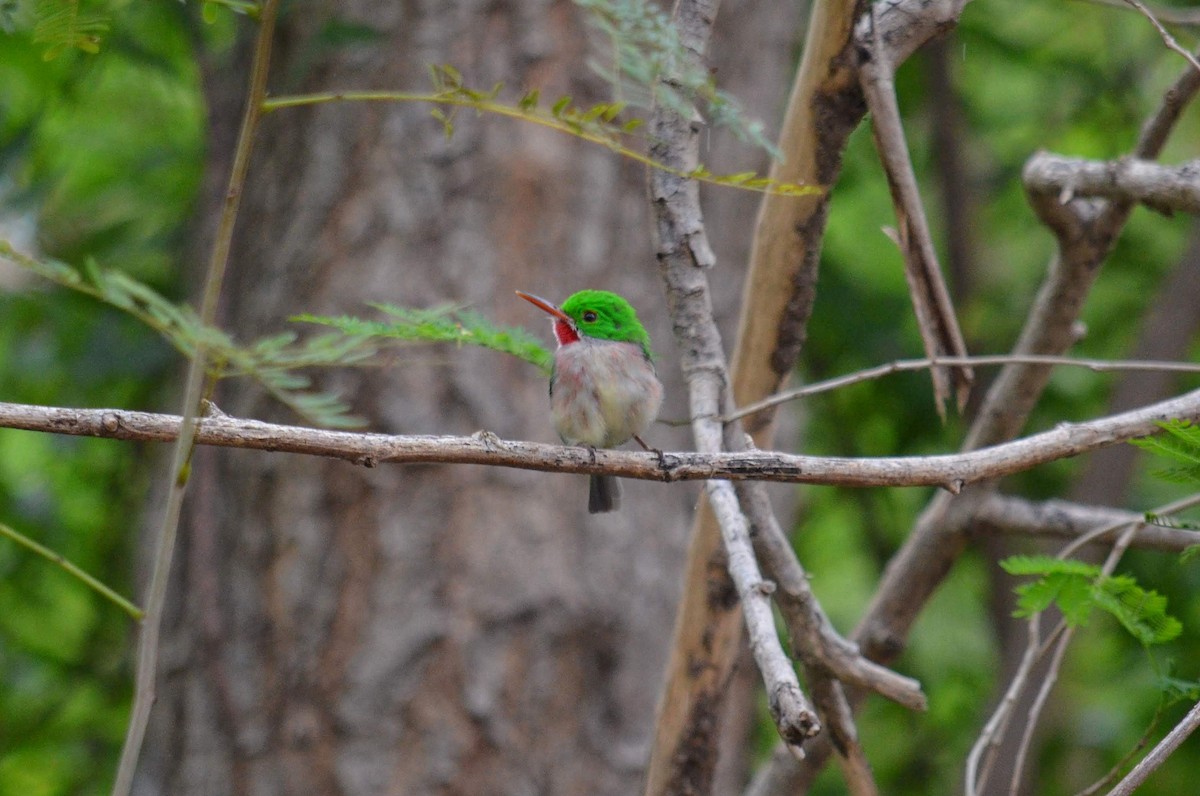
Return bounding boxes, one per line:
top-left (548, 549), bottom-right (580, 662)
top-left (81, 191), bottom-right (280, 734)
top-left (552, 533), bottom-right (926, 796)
top-left (1107, 697), bottom-right (1200, 796)
top-left (112, 2), bottom-right (281, 792)
top-left (2, 392), bottom-right (1199, 488)
top-left (736, 477), bottom-right (926, 711)
top-left (1025, 155), bottom-right (1200, 216)
top-left (726, 353), bottom-right (1200, 424)
top-left (858, 2), bottom-right (972, 414)
top-left (973, 494), bottom-right (1200, 552)
top-left (757, 13), bottom-right (1200, 794)
top-left (644, 0), bottom-right (823, 788)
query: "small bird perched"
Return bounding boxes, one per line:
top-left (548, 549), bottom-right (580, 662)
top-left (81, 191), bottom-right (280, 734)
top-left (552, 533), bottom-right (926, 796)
top-left (517, 289), bottom-right (664, 513)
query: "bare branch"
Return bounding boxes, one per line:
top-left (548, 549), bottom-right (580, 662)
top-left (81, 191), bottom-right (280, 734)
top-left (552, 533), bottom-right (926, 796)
top-left (1081, 0), bottom-right (1200, 25)
top-left (1106, 698), bottom-right (1200, 796)
top-left (644, 0), bottom-right (825, 786)
top-left (1122, 0), bottom-right (1200, 74)
top-left (726, 353), bottom-right (1200, 424)
top-left (2, 391), bottom-right (1199, 488)
top-left (1025, 155), bottom-right (1200, 216)
top-left (737, 477), bottom-right (927, 711)
top-left (112, 2), bottom-right (281, 792)
top-left (973, 494), bottom-right (1200, 552)
top-left (708, 478), bottom-right (820, 748)
top-left (858, 4), bottom-right (973, 414)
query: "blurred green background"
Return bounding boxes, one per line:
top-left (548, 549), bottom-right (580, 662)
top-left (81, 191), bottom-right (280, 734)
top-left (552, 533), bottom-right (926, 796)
top-left (1, 1), bottom-right (1199, 794)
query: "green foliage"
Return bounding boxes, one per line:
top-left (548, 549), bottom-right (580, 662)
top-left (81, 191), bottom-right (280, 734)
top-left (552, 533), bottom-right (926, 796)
top-left (1131, 419), bottom-right (1200, 486)
top-left (296, 302), bottom-right (555, 376)
top-left (266, 66), bottom-right (819, 197)
top-left (1001, 555), bottom-right (1182, 646)
top-left (1, 242), bottom-right (375, 427)
top-left (574, 0), bottom-right (778, 157)
top-left (32, 0), bottom-right (109, 58)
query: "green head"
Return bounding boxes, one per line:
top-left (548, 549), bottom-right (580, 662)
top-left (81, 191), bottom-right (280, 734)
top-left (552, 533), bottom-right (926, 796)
top-left (516, 289), bottom-right (654, 357)
top-left (560, 290), bottom-right (653, 355)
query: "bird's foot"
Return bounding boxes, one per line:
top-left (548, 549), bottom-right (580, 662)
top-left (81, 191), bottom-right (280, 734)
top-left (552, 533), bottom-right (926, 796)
top-left (634, 434), bottom-right (667, 470)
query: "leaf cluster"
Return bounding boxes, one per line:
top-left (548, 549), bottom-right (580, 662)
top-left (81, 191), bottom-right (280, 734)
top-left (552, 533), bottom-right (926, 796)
top-left (1000, 555), bottom-right (1182, 647)
top-left (297, 302), bottom-right (554, 376)
top-left (419, 64), bottom-right (815, 197)
top-left (1131, 419), bottom-right (1200, 487)
top-left (575, 0), bottom-right (778, 157)
top-left (31, 0), bottom-right (109, 58)
top-left (1, 241), bottom-right (374, 427)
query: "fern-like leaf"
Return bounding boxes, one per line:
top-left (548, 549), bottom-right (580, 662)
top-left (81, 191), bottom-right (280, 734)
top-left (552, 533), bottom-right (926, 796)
top-left (1, 241), bottom-right (373, 428)
top-left (296, 303), bottom-right (554, 375)
top-left (1001, 554), bottom-right (1182, 646)
top-left (1092, 575), bottom-right (1182, 646)
top-left (33, 0), bottom-right (109, 59)
top-left (999, 554), bottom-right (1100, 579)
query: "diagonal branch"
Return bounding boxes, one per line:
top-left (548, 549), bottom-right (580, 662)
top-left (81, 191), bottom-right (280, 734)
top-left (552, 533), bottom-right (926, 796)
top-left (753, 13), bottom-right (1200, 796)
top-left (1107, 698), bottom-right (1200, 796)
top-left (857, 3), bottom-right (973, 414)
top-left (736, 477), bottom-right (926, 712)
top-left (112, 2), bottom-right (281, 792)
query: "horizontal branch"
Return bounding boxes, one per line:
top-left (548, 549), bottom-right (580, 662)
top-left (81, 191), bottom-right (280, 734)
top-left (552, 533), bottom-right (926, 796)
top-left (974, 494), bottom-right (1200, 552)
top-left (1, 391), bottom-right (1199, 488)
top-left (0, 391), bottom-right (1195, 492)
top-left (1024, 154), bottom-right (1200, 215)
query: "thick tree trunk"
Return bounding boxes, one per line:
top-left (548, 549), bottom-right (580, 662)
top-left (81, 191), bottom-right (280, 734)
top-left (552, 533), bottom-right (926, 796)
top-left (136, 3), bottom-right (794, 794)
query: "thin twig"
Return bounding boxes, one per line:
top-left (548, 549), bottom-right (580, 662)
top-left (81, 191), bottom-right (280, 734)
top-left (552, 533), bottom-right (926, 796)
top-left (1074, 701), bottom-right (1167, 796)
top-left (858, 3), bottom-right (972, 414)
top-left (1080, 0), bottom-right (1200, 25)
top-left (725, 353), bottom-right (1200, 423)
top-left (1106, 697), bottom-right (1200, 795)
top-left (1007, 520), bottom-right (1143, 793)
top-left (968, 493), bottom-right (1200, 794)
top-left (1123, 0), bottom-right (1200, 74)
top-left (0, 521), bottom-right (143, 620)
top-left (966, 612), bottom-right (1042, 796)
top-left (262, 91), bottom-right (819, 198)
top-left (973, 494), bottom-right (1200, 553)
top-left (111, 2), bottom-right (280, 793)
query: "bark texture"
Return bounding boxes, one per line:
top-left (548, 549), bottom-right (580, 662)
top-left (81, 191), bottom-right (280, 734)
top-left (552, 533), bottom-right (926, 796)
top-left (135, 3), bottom-right (793, 794)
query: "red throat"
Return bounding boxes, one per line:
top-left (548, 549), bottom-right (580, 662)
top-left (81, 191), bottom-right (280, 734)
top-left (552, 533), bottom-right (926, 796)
top-left (553, 319), bottom-right (580, 346)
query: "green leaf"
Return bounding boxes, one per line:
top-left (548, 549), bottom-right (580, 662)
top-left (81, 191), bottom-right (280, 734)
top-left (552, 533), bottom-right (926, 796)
top-left (552, 95), bottom-right (572, 116)
top-left (1132, 420), bottom-right (1200, 472)
top-left (519, 89), bottom-right (540, 111)
top-left (1000, 554), bottom-right (1100, 579)
top-left (297, 303), bottom-right (554, 375)
top-left (1091, 575), bottom-right (1182, 646)
top-left (1012, 573), bottom-right (1093, 625)
top-left (33, 0), bottom-right (109, 59)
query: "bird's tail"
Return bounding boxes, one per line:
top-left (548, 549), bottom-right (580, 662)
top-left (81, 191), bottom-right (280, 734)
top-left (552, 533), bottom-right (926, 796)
top-left (588, 475), bottom-right (621, 514)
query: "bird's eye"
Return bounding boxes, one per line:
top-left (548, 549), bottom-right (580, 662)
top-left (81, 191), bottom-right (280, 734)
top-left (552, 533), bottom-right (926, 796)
top-left (582, 310), bottom-right (598, 323)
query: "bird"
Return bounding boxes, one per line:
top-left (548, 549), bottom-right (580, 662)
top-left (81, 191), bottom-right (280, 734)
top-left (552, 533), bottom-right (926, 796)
top-left (516, 289), bottom-right (664, 513)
